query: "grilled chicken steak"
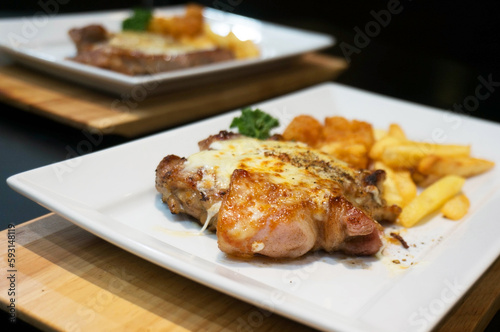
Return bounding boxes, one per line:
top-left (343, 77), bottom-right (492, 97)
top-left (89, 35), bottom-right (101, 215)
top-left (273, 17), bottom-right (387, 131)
top-left (155, 131), bottom-right (401, 258)
top-left (68, 25), bottom-right (234, 75)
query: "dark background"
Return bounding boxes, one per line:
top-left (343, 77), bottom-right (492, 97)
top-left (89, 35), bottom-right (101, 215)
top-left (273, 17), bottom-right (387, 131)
top-left (1, 0), bottom-right (499, 331)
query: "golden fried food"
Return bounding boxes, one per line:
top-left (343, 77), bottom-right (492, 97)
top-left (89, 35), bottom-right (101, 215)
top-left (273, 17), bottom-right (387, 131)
top-left (418, 155), bottom-right (495, 178)
top-left (148, 4), bottom-right (259, 59)
top-left (374, 161), bottom-right (403, 207)
top-left (380, 143), bottom-right (471, 169)
top-left (388, 123), bottom-right (407, 140)
top-left (315, 116), bottom-right (374, 168)
top-left (320, 142), bottom-right (369, 170)
top-left (282, 115), bottom-right (493, 225)
top-left (441, 193), bottom-right (470, 220)
top-left (204, 27), bottom-right (260, 59)
top-left (282, 115), bottom-right (324, 147)
top-left (323, 116), bottom-right (374, 151)
top-left (148, 4), bottom-right (204, 38)
top-left (369, 136), bottom-right (403, 160)
top-left (398, 175), bottom-right (465, 227)
top-left (393, 170), bottom-right (417, 207)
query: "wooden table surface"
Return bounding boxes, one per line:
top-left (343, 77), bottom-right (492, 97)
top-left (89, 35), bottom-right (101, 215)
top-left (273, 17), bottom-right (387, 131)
top-left (1, 213), bottom-right (498, 332)
top-left (0, 53), bottom-right (347, 138)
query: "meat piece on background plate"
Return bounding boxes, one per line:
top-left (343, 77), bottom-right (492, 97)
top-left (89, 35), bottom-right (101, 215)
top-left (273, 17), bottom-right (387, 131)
top-left (68, 25), bottom-right (235, 75)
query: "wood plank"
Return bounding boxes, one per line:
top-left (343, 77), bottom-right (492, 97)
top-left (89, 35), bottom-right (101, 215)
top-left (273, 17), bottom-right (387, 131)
top-left (0, 214), bottom-right (498, 331)
top-left (432, 258), bottom-right (500, 332)
top-left (0, 53), bottom-right (347, 137)
top-left (1, 214), bottom-right (314, 331)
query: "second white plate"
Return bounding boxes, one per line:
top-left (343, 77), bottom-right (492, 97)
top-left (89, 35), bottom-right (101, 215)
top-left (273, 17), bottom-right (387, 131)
top-left (0, 5), bottom-right (334, 95)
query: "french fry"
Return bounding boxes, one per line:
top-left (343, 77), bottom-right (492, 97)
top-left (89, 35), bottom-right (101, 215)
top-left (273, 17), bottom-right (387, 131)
top-left (204, 27), bottom-right (259, 59)
top-left (418, 155), bottom-right (495, 178)
top-left (373, 128), bottom-right (388, 141)
top-left (393, 170), bottom-right (417, 207)
top-left (388, 123), bottom-right (407, 140)
top-left (374, 162), bottom-right (403, 207)
top-left (412, 172), bottom-right (441, 188)
top-left (320, 142), bottom-right (368, 169)
top-left (381, 143), bottom-right (470, 168)
top-left (398, 175), bottom-right (466, 227)
top-left (380, 144), bottom-right (426, 169)
top-left (225, 32), bottom-right (260, 59)
top-left (441, 193), bottom-right (470, 220)
top-left (369, 136), bottom-right (403, 160)
top-left (414, 142), bottom-right (470, 157)
top-left (374, 162), bottom-right (416, 207)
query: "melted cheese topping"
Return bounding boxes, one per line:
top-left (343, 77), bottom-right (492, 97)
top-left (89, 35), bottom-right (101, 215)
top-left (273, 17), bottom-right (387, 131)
top-left (185, 137), bottom-right (355, 194)
top-left (199, 201), bottom-right (221, 234)
top-left (184, 137), bottom-right (359, 236)
top-left (109, 31), bottom-right (215, 55)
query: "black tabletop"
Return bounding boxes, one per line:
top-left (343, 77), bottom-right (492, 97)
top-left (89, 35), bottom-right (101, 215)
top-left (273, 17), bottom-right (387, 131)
top-left (1, 1), bottom-right (499, 331)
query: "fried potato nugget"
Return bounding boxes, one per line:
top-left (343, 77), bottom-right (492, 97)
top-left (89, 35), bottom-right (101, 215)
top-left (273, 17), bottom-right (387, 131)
top-left (441, 193), bottom-right (470, 220)
top-left (398, 175), bottom-right (466, 227)
top-left (323, 116), bottom-right (374, 150)
top-left (282, 115), bottom-right (374, 168)
top-left (149, 4), bottom-right (204, 38)
top-left (322, 116), bottom-right (374, 168)
top-left (418, 155), bottom-right (495, 178)
top-left (282, 115), bottom-right (323, 147)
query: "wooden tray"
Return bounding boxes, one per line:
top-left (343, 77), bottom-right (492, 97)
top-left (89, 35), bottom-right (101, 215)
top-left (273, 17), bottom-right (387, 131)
top-left (0, 53), bottom-right (347, 137)
top-left (0, 214), bottom-right (498, 331)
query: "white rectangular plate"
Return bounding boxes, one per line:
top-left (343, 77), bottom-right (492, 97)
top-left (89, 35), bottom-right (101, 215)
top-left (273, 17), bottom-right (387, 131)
top-left (7, 82), bottom-right (500, 332)
top-left (0, 5), bottom-right (334, 95)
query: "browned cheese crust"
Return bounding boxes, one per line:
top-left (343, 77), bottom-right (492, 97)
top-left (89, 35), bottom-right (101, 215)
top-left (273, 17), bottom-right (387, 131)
top-left (155, 131), bottom-right (401, 258)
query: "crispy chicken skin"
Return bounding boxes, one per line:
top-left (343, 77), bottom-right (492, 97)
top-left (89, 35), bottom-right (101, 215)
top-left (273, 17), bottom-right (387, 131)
top-left (155, 131), bottom-right (401, 258)
top-left (217, 169), bottom-right (383, 258)
top-left (156, 154), bottom-right (222, 232)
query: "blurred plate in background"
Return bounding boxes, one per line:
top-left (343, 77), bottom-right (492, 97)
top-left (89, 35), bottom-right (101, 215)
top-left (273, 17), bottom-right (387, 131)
top-left (0, 5), bottom-right (334, 95)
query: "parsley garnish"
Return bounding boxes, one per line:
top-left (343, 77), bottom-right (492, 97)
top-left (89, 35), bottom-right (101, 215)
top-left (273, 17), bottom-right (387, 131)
top-left (122, 8), bottom-right (153, 31)
top-left (230, 107), bottom-right (280, 139)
